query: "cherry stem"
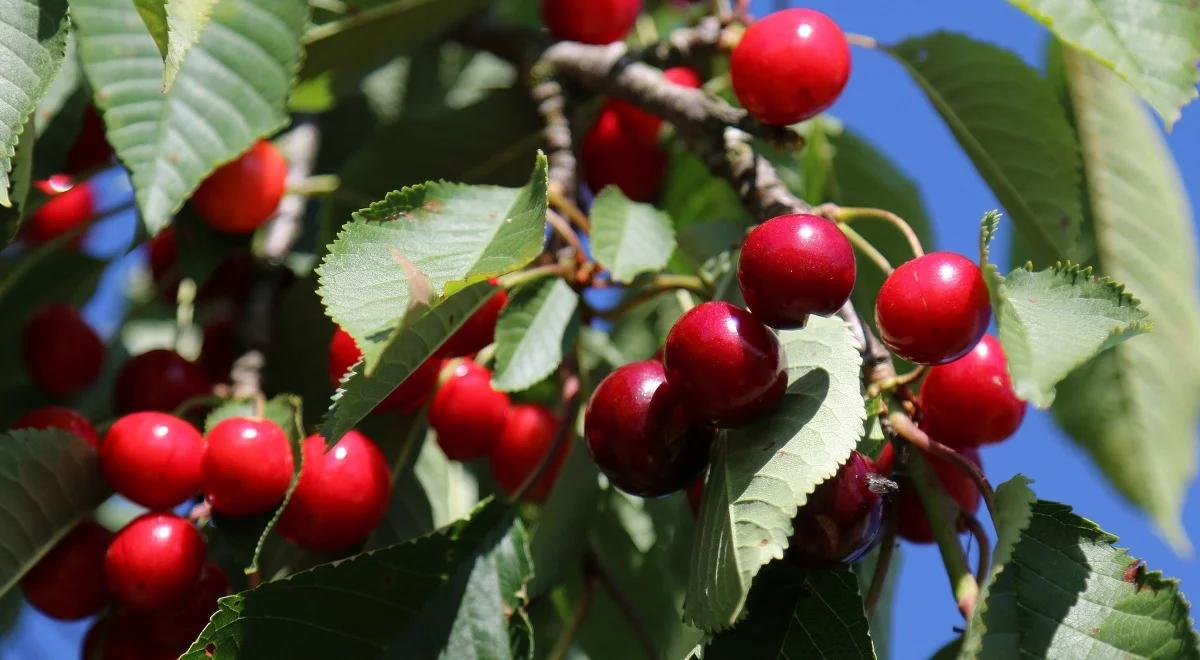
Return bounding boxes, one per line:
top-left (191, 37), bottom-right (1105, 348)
top-left (865, 507), bottom-right (899, 618)
top-left (868, 364), bottom-right (927, 397)
top-left (845, 32), bottom-right (879, 49)
top-left (498, 263), bottom-right (573, 290)
top-left (824, 204), bottom-right (925, 260)
top-left (595, 274), bottom-right (708, 320)
top-left (887, 411), bottom-right (997, 521)
top-left (839, 223), bottom-right (894, 274)
top-left (961, 511), bottom-right (992, 590)
top-left (508, 371), bottom-right (582, 504)
top-left (585, 551), bottom-right (658, 660)
top-left (548, 185), bottom-right (591, 233)
top-left (547, 208), bottom-right (589, 261)
top-left (548, 566), bottom-right (598, 660)
top-left (284, 173), bottom-right (340, 197)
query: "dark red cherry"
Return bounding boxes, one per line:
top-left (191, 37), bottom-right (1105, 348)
top-left (738, 213), bottom-right (856, 329)
top-left (730, 9), bottom-right (851, 125)
top-left (191, 139), bottom-right (287, 234)
top-left (202, 417), bottom-right (294, 516)
top-left (787, 451), bottom-right (885, 566)
top-left (585, 360), bottom-right (715, 496)
top-left (64, 105), bottom-right (114, 174)
top-left (663, 301), bottom-right (787, 427)
top-left (876, 443), bottom-right (981, 544)
top-left (541, 0), bottom-right (642, 44)
top-left (100, 412), bottom-right (205, 510)
top-left (139, 561), bottom-right (232, 654)
top-left (277, 431), bottom-right (391, 552)
top-left (608, 67), bottom-right (703, 147)
top-left (113, 349), bottom-right (211, 414)
top-left (14, 406), bottom-right (100, 446)
top-left (104, 513), bottom-right (205, 611)
top-left (84, 610), bottom-right (182, 660)
top-left (430, 359), bottom-right (511, 461)
top-left (25, 175), bottom-right (95, 246)
top-left (21, 520), bottom-right (111, 620)
top-left (327, 327), bottom-right (441, 413)
top-left (919, 334), bottom-right (1026, 448)
top-left (199, 315), bottom-right (238, 384)
top-left (581, 106), bottom-right (667, 202)
top-left (875, 252), bottom-right (991, 365)
top-left (490, 404), bottom-right (566, 502)
top-left (20, 304), bottom-right (104, 397)
top-left (439, 282), bottom-right (508, 357)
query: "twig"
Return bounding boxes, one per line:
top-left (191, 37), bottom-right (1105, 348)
top-left (548, 568), bottom-right (599, 660)
top-left (508, 371), bottom-right (582, 503)
top-left (961, 512), bottom-right (992, 590)
top-left (585, 551), bottom-right (658, 660)
top-left (549, 187), bottom-right (591, 233)
top-left (637, 16), bottom-right (728, 67)
top-left (547, 209), bottom-right (588, 260)
top-left (887, 412), bottom-right (996, 520)
top-left (845, 32), bottom-right (879, 49)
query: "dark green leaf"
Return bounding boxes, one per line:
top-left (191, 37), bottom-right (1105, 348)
top-left (589, 187), bottom-right (677, 283)
top-left (0, 120), bottom-right (35, 245)
top-left (492, 278), bottom-right (580, 392)
top-left (527, 439), bottom-right (599, 597)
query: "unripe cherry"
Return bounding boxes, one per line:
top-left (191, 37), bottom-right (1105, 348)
top-left (876, 443), bottom-right (981, 544)
top-left (490, 404), bottom-right (566, 502)
top-left (191, 139), bottom-right (287, 234)
top-left (25, 175), bottom-right (95, 245)
top-left (327, 327), bottom-right (442, 413)
top-left (608, 67), bottom-right (703, 147)
top-left (20, 304), bottom-right (104, 397)
top-left (787, 451), bottom-right (886, 566)
top-left (541, 0), bottom-right (642, 44)
top-left (581, 107), bottom-right (667, 202)
top-left (202, 417), bottom-right (294, 516)
top-left (104, 513), bottom-right (205, 611)
top-left (113, 349), bottom-right (211, 414)
top-left (737, 213), bottom-right (856, 329)
top-left (101, 412), bottom-right (205, 510)
top-left (21, 520), bottom-right (111, 620)
top-left (430, 360), bottom-right (511, 461)
top-left (875, 252), bottom-right (991, 365)
top-left (439, 282), bottom-right (508, 357)
top-left (14, 406), bottom-right (100, 447)
top-left (919, 334), bottom-right (1026, 448)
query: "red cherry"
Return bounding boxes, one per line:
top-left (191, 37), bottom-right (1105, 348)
top-left (687, 477), bottom-right (704, 517)
top-left (663, 301), bottom-right (787, 427)
top-left (113, 349), bottom-right (211, 414)
top-left (876, 443), bottom-right (981, 544)
top-left (608, 67), bottom-right (703, 147)
top-left (21, 520), bottom-right (111, 620)
top-left (83, 612), bottom-right (182, 660)
top-left (585, 360), bottom-right (714, 496)
top-left (277, 431), bottom-right (391, 552)
top-left (104, 513), bottom-right (205, 611)
top-left (439, 283), bottom-right (508, 357)
top-left (730, 9), bottom-right (851, 125)
top-left (139, 561), bottom-right (231, 653)
top-left (737, 213), bottom-right (856, 329)
top-left (582, 107), bottom-right (667, 202)
top-left (430, 360), bottom-right (511, 461)
top-left (327, 327), bottom-right (441, 413)
top-left (14, 406), bottom-right (100, 446)
top-left (100, 412), bottom-right (205, 510)
top-left (191, 139), bottom-right (287, 234)
top-left (919, 334), bottom-right (1026, 448)
top-left (875, 252), bottom-right (992, 365)
top-left (199, 315), bottom-right (238, 384)
top-left (202, 417), bottom-right (294, 516)
top-left (25, 175), bottom-right (95, 245)
top-left (787, 451), bottom-right (885, 566)
top-left (490, 404), bottom-right (566, 502)
top-left (20, 304), bottom-right (104, 397)
top-left (64, 105), bottom-right (114, 174)
top-left (541, 0), bottom-right (642, 44)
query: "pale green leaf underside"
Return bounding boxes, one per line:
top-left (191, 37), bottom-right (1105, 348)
top-left (1006, 0), bottom-right (1200, 127)
top-left (492, 277), bottom-right (579, 392)
top-left (72, 0), bottom-right (307, 234)
top-left (1052, 48), bottom-right (1200, 550)
top-left (589, 186), bottom-right (677, 283)
top-left (685, 316), bottom-right (865, 632)
top-left (164, 0), bottom-right (220, 91)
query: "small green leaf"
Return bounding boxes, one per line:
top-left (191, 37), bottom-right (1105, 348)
top-left (492, 278), bottom-right (580, 393)
top-left (685, 316), bottom-right (865, 632)
top-left (589, 187), bottom-right (677, 283)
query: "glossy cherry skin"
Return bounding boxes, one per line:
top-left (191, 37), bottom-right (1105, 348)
top-left (439, 282), bottom-right (509, 357)
top-left (875, 252), bottom-right (991, 365)
top-left (191, 139), bottom-right (287, 234)
top-left (876, 443), bottom-right (981, 544)
top-left (100, 412), bottom-right (205, 510)
top-left (582, 106), bottom-right (667, 202)
top-left (608, 67), bottom-right (703, 147)
top-left (585, 360), bottom-right (715, 496)
top-left (20, 304), bottom-right (104, 397)
top-left (327, 327), bottom-right (442, 413)
top-left (787, 451), bottom-right (885, 566)
top-left (490, 404), bottom-right (566, 502)
top-left (25, 175), bottom-right (95, 245)
top-left (730, 9), bottom-right (851, 125)
top-left (277, 431), bottom-right (391, 552)
top-left (64, 105), bottom-right (114, 174)
top-left (14, 406), bottom-right (100, 446)
top-left (104, 513), bottom-right (205, 611)
top-left (21, 520), bottom-right (111, 620)
top-left (113, 349), bottom-right (211, 414)
top-left (738, 213), bottom-right (856, 329)
top-left (663, 301), bottom-right (787, 427)
top-left (920, 334), bottom-right (1026, 448)
top-left (542, 0), bottom-right (642, 44)
top-left (430, 360), bottom-right (511, 461)
top-left (202, 417), bottom-right (294, 516)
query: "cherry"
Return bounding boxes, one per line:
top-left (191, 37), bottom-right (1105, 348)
top-left (24, 175), bottom-right (95, 245)
top-left (20, 304), bottom-right (104, 397)
top-left (876, 443), bottom-right (981, 544)
top-left (21, 520), bottom-right (111, 620)
top-left (730, 9), bottom-right (851, 125)
top-left (608, 67), bottom-right (703, 147)
top-left (542, 0), bottom-right (642, 44)
top-left (199, 315), bottom-right (238, 383)
top-left (277, 431), bottom-right (391, 552)
top-left (737, 213), bottom-right (856, 329)
top-left (191, 139), bottom-right (287, 234)
top-left (104, 513), bottom-right (205, 611)
top-left (663, 301), bottom-right (787, 427)
top-left (100, 412), bottom-right (205, 510)
top-left (113, 348), bottom-right (211, 414)
top-left (585, 360), bottom-right (715, 496)
top-left (787, 451), bottom-right (885, 566)
top-left (430, 359), bottom-right (511, 461)
top-left (875, 252), bottom-right (991, 365)
top-left (490, 404), bottom-right (566, 502)
top-left (439, 282), bottom-right (508, 357)
top-left (64, 105), bottom-right (114, 174)
top-left (84, 612), bottom-right (182, 660)
top-left (328, 327), bottom-right (441, 413)
top-left (919, 334), bottom-right (1026, 448)
top-left (581, 106), bottom-right (667, 202)
top-left (14, 406), bottom-right (100, 446)
top-left (139, 561), bottom-right (231, 654)
top-left (202, 417), bottom-right (294, 516)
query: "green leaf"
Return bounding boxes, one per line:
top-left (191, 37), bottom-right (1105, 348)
top-left (132, 0), bottom-right (169, 56)
top-left (1, 120), bottom-right (35, 245)
top-left (0, 429), bottom-right (112, 598)
top-left (492, 278), bottom-right (580, 393)
top-left (527, 438), bottom-right (600, 596)
top-left (706, 563), bottom-right (876, 659)
top-left (1005, 0), bottom-right (1200, 127)
top-left (888, 32), bottom-right (1083, 263)
top-left (1052, 48), bottom-right (1200, 549)
top-left (964, 498), bottom-right (1200, 659)
top-left (0, 0), bottom-right (70, 208)
top-left (684, 316), bottom-right (865, 632)
top-left (72, 0), bottom-right (308, 234)
top-left (163, 0), bottom-right (221, 91)
top-left (264, 278), bottom-right (336, 428)
top-left (317, 153), bottom-right (548, 368)
top-left (589, 187), bottom-right (677, 283)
